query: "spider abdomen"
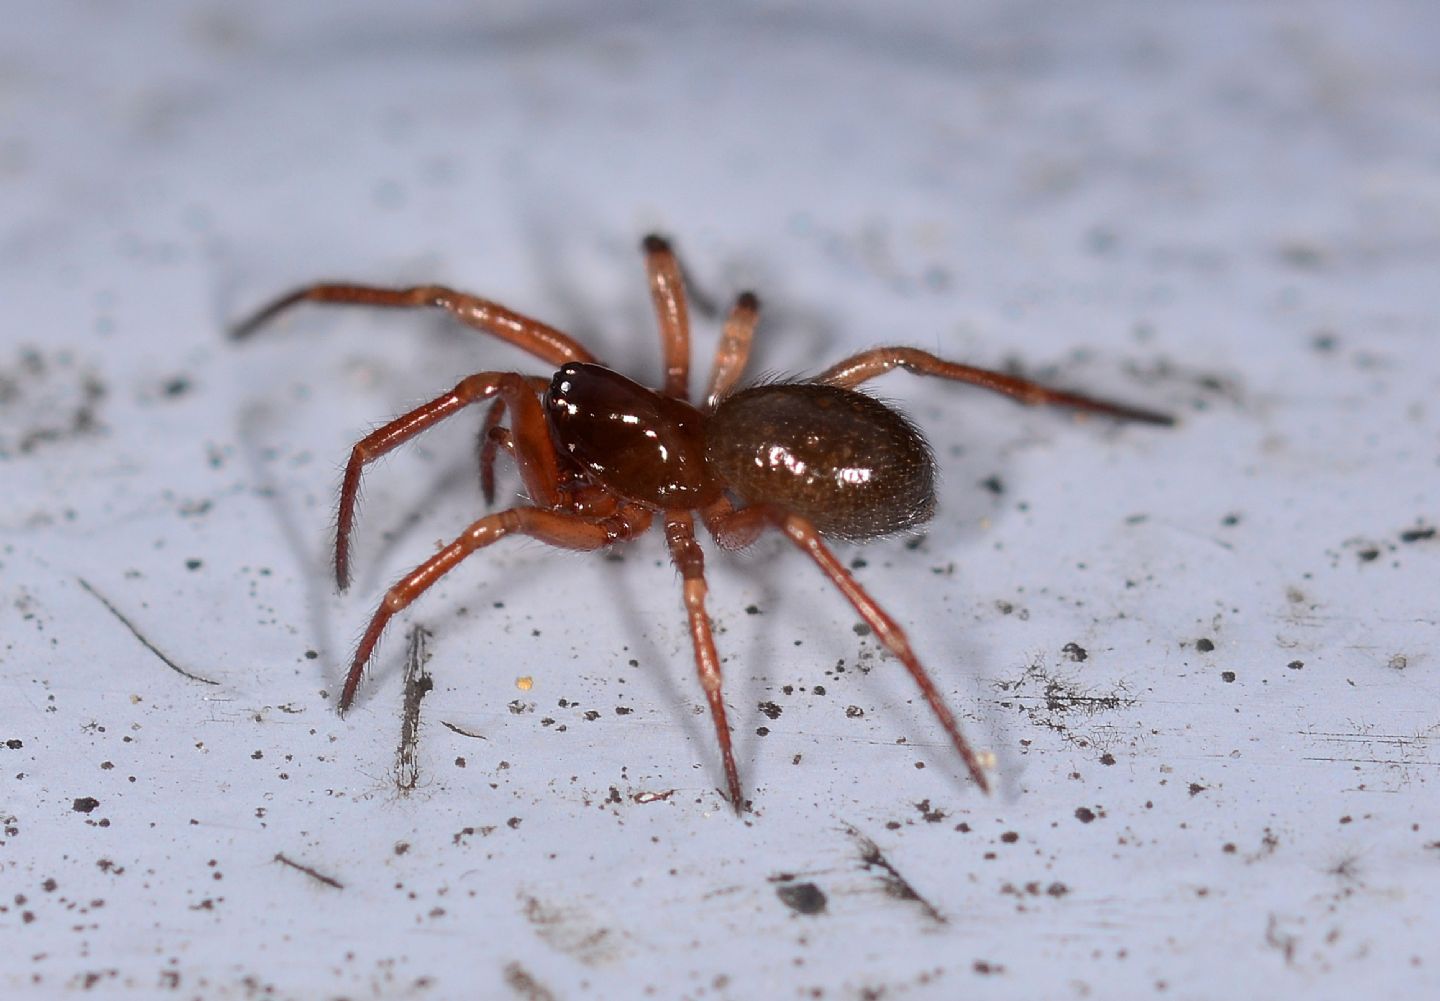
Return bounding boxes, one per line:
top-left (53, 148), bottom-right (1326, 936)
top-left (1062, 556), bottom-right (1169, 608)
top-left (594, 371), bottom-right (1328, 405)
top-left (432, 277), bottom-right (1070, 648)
top-left (707, 383), bottom-right (936, 541)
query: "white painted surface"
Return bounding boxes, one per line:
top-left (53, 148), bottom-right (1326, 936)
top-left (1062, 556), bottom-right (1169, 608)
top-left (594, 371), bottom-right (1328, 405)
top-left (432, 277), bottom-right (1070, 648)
top-left (2, 3), bottom-right (1437, 998)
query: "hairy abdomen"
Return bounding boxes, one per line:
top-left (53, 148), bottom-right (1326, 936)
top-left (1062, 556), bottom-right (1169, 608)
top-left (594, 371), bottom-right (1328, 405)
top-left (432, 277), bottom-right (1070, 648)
top-left (707, 383), bottom-right (936, 540)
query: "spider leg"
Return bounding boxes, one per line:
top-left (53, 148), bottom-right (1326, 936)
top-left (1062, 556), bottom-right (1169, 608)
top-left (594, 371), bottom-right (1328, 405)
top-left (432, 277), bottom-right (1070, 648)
top-left (703, 499), bottom-right (992, 794)
top-left (479, 422), bottom-right (619, 516)
top-left (341, 504), bottom-right (652, 712)
top-left (334, 372), bottom-right (561, 591)
top-left (474, 377), bottom-right (549, 506)
top-left (815, 346), bottom-right (1173, 425)
top-left (703, 292), bottom-right (760, 412)
top-left (477, 404), bottom-right (511, 507)
top-left (642, 235), bottom-right (692, 400)
top-left (663, 511), bottom-right (744, 812)
top-left (231, 283), bottom-right (597, 368)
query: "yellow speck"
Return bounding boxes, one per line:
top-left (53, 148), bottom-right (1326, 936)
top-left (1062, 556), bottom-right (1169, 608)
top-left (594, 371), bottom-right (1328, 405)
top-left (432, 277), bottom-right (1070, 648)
top-left (978, 750), bottom-right (997, 771)
top-left (515, 676), bottom-right (533, 691)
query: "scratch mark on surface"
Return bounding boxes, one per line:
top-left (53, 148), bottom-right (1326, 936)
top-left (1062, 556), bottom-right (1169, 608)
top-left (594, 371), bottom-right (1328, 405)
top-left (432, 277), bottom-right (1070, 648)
top-left (395, 626), bottom-right (434, 794)
top-left (441, 720), bottom-right (488, 740)
top-left (844, 824), bottom-right (946, 924)
top-left (992, 656), bottom-right (1134, 749)
top-left (1302, 757), bottom-right (1438, 768)
top-left (273, 852), bottom-right (344, 889)
top-left (78, 577), bottom-right (219, 686)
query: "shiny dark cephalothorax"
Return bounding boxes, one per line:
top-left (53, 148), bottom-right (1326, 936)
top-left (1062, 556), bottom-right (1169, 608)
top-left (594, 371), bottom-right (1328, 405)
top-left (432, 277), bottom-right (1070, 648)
top-left (546, 363), bottom-right (722, 509)
top-left (232, 235), bottom-right (1172, 812)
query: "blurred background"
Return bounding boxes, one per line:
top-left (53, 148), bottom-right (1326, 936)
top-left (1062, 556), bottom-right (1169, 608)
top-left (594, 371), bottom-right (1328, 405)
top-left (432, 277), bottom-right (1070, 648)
top-left (2, 3), bottom-right (1438, 998)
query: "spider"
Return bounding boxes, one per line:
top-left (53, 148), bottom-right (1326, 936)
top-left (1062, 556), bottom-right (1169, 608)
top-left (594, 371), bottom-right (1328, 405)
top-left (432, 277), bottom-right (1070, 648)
top-left (233, 235), bottom-right (1171, 811)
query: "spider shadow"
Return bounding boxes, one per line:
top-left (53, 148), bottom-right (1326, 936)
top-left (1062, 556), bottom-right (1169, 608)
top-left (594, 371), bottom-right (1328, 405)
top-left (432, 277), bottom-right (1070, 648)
top-left (714, 543), bottom-right (787, 796)
top-left (355, 455), bottom-right (484, 599)
top-left (596, 546), bottom-right (729, 795)
top-left (703, 462), bottom-right (1025, 804)
top-left (236, 400), bottom-right (343, 683)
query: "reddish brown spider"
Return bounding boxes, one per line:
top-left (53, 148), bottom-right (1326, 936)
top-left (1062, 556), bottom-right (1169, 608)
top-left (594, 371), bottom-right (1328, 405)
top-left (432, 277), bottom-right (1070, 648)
top-left (233, 235), bottom-right (1171, 811)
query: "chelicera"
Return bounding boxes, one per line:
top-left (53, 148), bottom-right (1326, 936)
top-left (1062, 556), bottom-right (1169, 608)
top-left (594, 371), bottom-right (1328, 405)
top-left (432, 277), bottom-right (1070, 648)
top-left (233, 235), bottom-right (1171, 811)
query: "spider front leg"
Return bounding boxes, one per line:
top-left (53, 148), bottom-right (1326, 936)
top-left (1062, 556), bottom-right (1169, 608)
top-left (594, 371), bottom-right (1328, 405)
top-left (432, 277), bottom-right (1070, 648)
top-left (477, 401), bottom-right (511, 507)
top-left (642, 235), bottom-right (693, 400)
top-left (816, 346), bottom-right (1174, 426)
top-left (231, 282), bottom-right (597, 368)
top-left (703, 499), bottom-right (991, 793)
top-left (333, 373), bottom-right (560, 591)
top-left (473, 376), bottom-right (551, 506)
top-left (341, 504), bottom-right (652, 711)
top-left (703, 292), bottom-right (760, 412)
top-left (663, 511), bottom-right (744, 812)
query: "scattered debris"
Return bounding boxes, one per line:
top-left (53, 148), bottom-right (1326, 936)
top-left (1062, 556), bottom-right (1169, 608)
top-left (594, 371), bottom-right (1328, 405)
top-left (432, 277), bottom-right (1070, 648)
top-left (395, 627), bottom-right (434, 794)
top-left (273, 852), bottom-right (343, 890)
top-left (78, 578), bottom-right (219, 687)
top-left (845, 824), bottom-right (945, 924)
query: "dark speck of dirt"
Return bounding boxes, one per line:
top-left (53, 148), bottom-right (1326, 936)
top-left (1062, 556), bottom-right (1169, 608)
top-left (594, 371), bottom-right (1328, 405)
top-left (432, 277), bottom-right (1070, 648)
top-left (162, 375), bottom-right (192, 398)
top-left (915, 799), bottom-right (945, 823)
top-left (1196, 638), bottom-right (1215, 652)
top-left (185, 558), bottom-right (202, 571)
top-left (1357, 547), bottom-right (1380, 563)
top-left (1287, 660), bottom-right (1304, 670)
top-left (1189, 783), bottom-right (1207, 797)
top-left (1075, 807), bottom-right (1096, 824)
top-left (5, 739), bottom-right (22, 749)
top-left (852, 622), bottom-right (872, 636)
top-left (999, 831), bottom-right (1019, 844)
top-left (745, 604), bottom-right (761, 615)
top-left (1400, 526), bottom-right (1435, 543)
top-left (1221, 671), bottom-right (1236, 683)
top-left (73, 797), bottom-right (100, 813)
top-left (1099, 753), bottom-right (1116, 766)
top-left (758, 701), bottom-right (782, 720)
top-left (1061, 642), bottom-right (1088, 662)
top-left (980, 475), bottom-right (1005, 495)
top-left (845, 705), bottom-right (864, 718)
top-left (775, 881), bottom-right (828, 916)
